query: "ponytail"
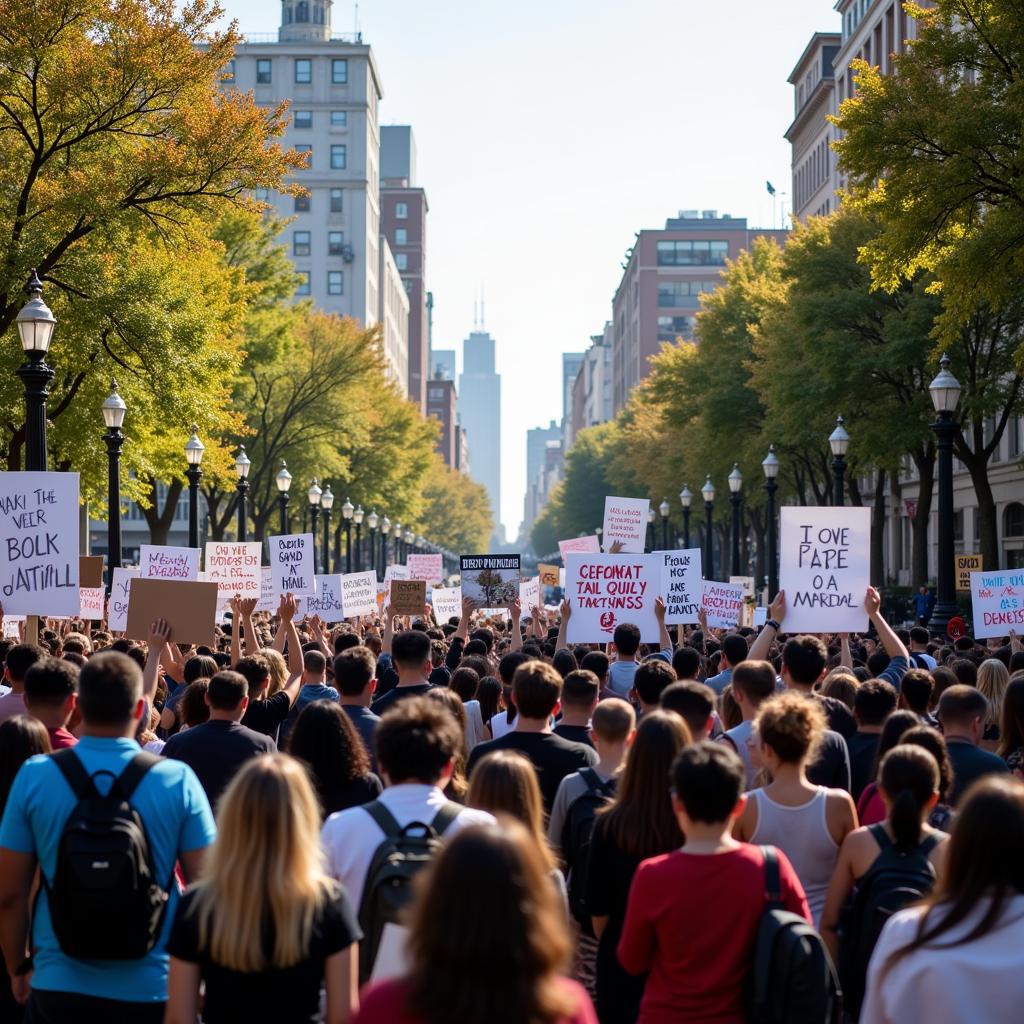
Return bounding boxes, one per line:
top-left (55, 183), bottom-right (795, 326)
top-left (879, 745), bottom-right (939, 852)
top-left (889, 788), bottom-right (923, 851)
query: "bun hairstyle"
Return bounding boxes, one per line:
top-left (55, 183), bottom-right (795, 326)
top-left (879, 745), bottom-right (940, 851)
top-left (754, 692), bottom-right (826, 765)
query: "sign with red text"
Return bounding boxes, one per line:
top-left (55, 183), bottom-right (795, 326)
top-left (520, 575), bottom-right (540, 612)
top-left (204, 541), bottom-right (262, 604)
top-left (107, 567), bottom-right (139, 632)
top-left (78, 587), bottom-right (106, 620)
top-left (970, 570), bottom-right (1024, 638)
top-left (601, 496), bottom-right (650, 554)
top-left (267, 533), bottom-right (317, 596)
top-left (140, 544), bottom-right (200, 582)
top-left (702, 580), bottom-right (745, 630)
top-left (407, 553), bottom-right (444, 584)
top-left (564, 553), bottom-right (659, 643)
top-left (558, 534), bottom-right (601, 560)
top-left (659, 548), bottom-right (703, 625)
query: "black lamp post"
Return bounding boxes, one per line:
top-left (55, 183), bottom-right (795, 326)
top-left (353, 505), bottom-right (364, 572)
top-left (405, 529), bottom-right (415, 562)
top-left (320, 484), bottom-right (334, 574)
top-left (659, 498), bottom-right (671, 550)
top-left (646, 507), bottom-right (655, 553)
top-left (308, 479), bottom-right (322, 572)
top-left (829, 415), bottom-right (849, 507)
top-left (762, 445), bottom-right (779, 598)
top-left (234, 446), bottom-right (250, 541)
top-left (728, 463), bottom-right (743, 577)
top-left (929, 354), bottom-right (962, 639)
top-left (596, 526), bottom-right (603, 550)
top-left (367, 509), bottom-right (379, 576)
top-left (342, 496), bottom-right (354, 573)
top-left (276, 461), bottom-right (292, 534)
top-left (101, 380), bottom-right (127, 584)
top-left (15, 270), bottom-right (57, 472)
top-left (393, 521), bottom-right (403, 564)
top-left (679, 485), bottom-right (692, 549)
top-left (184, 426), bottom-right (204, 549)
top-left (702, 475), bottom-right (715, 579)
top-left (380, 515), bottom-right (391, 570)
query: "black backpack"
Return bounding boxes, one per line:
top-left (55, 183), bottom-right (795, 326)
top-left (560, 768), bottom-right (616, 928)
top-left (747, 846), bottom-right (842, 1024)
top-left (838, 824), bottom-right (940, 1016)
top-left (45, 749), bottom-right (171, 960)
top-left (356, 800), bottom-right (460, 982)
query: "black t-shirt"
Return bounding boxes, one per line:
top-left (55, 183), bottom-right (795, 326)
top-left (815, 693), bottom-right (857, 740)
top-left (241, 691), bottom-right (292, 739)
top-left (946, 738), bottom-right (1010, 805)
top-left (848, 730), bottom-right (882, 800)
top-left (167, 883), bottom-right (361, 1024)
top-left (370, 683), bottom-right (433, 716)
top-left (553, 723), bottom-right (595, 748)
top-left (807, 729), bottom-right (851, 792)
top-left (320, 772), bottom-right (383, 819)
top-left (341, 704), bottom-right (381, 769)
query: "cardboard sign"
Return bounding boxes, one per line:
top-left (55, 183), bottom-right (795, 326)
top-left (956, 554), bottom-right (983, 592)
top-left (563, 552), bottom-right (660, 643)
top-left (0, 471), bottom-right (80, 616)
top-left (558, 534), bottom-right (601, 560)
top-left (204, 541), bottom-right (262, 602)
top-left (108, 567), bottom-right (139, 632)
top-left (256, 566), bottom-right (278, 613)
top-left (539, 563), bottom-right (560, 588)
top-left (460, 554), bottom-right (521, 608)
top-left (778, 506), bottom-right (870, 633)
top-left (125, 577), bottom-right (218, 646)
top-left (730, 576), bottom-right (756, 628)
top-left (79, 556), bottom-right (105, 589)
top-left (267, 533), bottom-right (317, 596)
top-left (297, 574), bottom-right (343, 620)
top-left (78, 587), bottom-right (106, 620)
top-left (702, 580), bottom-right (745, 630)
top-left (390, 578), bottom-right (427, 616)
top-left (602, 496), bottom-right (650, 554)
top-left (384, 563), bottom-right (411, 582)
top-left (407, 553), bottom-right (444, 584)
top-left (340, 571), bottom-right (377, 618)
top-left (432, 585), bottom-right (462, 621)
top-left (520, 575), bottom-right (541, 612)
top-left (139, 544), bottom-right (200, 582)
top-left (659, 548), bottom-right (703, 625)
top-left (970, 570), bottom-right (1024, 638)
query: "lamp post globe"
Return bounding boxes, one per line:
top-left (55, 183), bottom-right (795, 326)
top-left (679, 485), bottom-right (692, 549)
top-left (184, 426), bottom-right (205, 549)
top-left (380, 515), bottom-right (391, 569)
top-left (829, 415), bottom-right (849, 507)
top-left (341, 496), bottom-right (354, 573)
top-left (367, 508), bottom-right (379, 575)
top-left (307, 479), bottom-right (322, 572)
top-left (728, 463), bottom-right (743, 577)
top-left (275, 460), bottom-right (292, 534)
top-left (762, 445), bottom-right (780, 598)
top-left (353, 504), bottom-right (364, 571)
top-left (102, 379), bottom-right (127, 584)
top-left (319, 484), bottom-right (334, 574)
top-left (234, 445), bottom-right (250, 542)
top-left (15, 270), bottom-right (57, 472)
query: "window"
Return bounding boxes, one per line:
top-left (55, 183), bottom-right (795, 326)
top-left (294, 59), bottom-right (312, 84)
top-left (330, 110), bottom-right (347, 127)
top-left (403, 278), bottom-right (413, 295)
top-left (223, 60), bottom-right (235, 82)
top-left (1010, 416), bottom-right (1023, 458)
top-left (293, 231), bottom-right (311, 257)
top-left (295, 143), bottom-right (312, 166)
top-left (657, 315), bottom-right (696, 342)
top-left (1006, 503), bottom-right (1024, 538)
top-left (330, 144), bottom-right (347, 169)
top-left (656, 240), bottom-right (729, 266)
top-left (953, 508), bottom-right (964, 544)
top-left (328, 231), bottom-right (344, 255)
top-left (332, 59), bottom-right (348, 84)
top-left (256, 58), bottom-right (272, 84)
top-left (296, 272), bottom-right (311, 296)
top-left (330, 188), bottom-right (343, 213)
top-left (327, 271), bottom-right (344, 295)
top-left (395, 202), bottom-right (408, 219)
top-left (296, 0), bottom-right (310, 21)
top-left (395, 253), bottom-right (408, 270)
top-left (294, 110), bottom-right (312, 129)
top-left (657, 280), bottom-right (716, 307)
top-left (254, 187), bottom-right (269, 201)
top-left (395, 228), bottom-right (407, 245)
top-left (295, 194), bottom-right (310, 213)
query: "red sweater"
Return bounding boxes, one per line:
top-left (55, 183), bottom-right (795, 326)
top-left (617, 844), bottom-right (810, 1024)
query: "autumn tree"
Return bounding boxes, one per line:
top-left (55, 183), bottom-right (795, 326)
top-left (412, 454), bottom-right (492, 554)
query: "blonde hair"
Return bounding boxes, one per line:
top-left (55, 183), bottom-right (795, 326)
top-left (189, 755), bottom-right (334, 971)
top-left (977, 658), bottom-right (1010, 729)
top-left (259, 647), bottom-right (288, 696)
top-left (821, 668), bottom-right (858, 710)
top-left (755, 691), bottom-right (826, 765)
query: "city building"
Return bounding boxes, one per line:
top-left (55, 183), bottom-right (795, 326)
top-left (456, 424), bottom-right (470, 475)
top-left (378, 237), bottom-right (409, 393)
top-left (570, 324), bottom-right (614, 443)
top-left (610, 211), bottom-right (788, 411)
top-left (431, 348), bottom-right (456, 381)
top-left (522, 420), bottom-right (562, 538)
top-left (381, 125), bottom-right (430, 410)
top-left (458, 330), bottom-right (502, 539)
top-left (426, 374), bottom-right (458, 468)
top-left (560, 352), bottom-right (584, 451)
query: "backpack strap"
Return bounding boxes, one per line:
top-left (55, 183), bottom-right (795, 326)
top-left (760, 846), bottom-right (782, 909)
top-left (50, 748), bottom-right (99, 802)
top-left (580, 767), bottom-right (604, 791)
top-left (430, 801), bottom-right (461, 837)
top-left (917, 832), bottom-right (943, 858)
top-left (114, 752), bottom-right (162, 802)
top-left (868, 823), bottom-right (892, 851)
top-left (363, 800), bottom-right (403, 839)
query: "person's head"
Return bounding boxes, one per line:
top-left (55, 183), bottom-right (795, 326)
top-left (463, 638), bottom-right (488, 658)
top-left (498, 651), bottom-right (531, 686)
top-left (938, 684), bottom-right (989, 744)
top-left (976, 658), bottom-right (1010, 728)
top-left (878, 745), bottom-right (940, 851)
top-left (404, 821), bottom-right (574, 1024)
top-left (23, 656), bottom-right (78, 728)
top-left (332, 647), bottom-right (377, 700)
top-left (659, 680), bottom-right (716, 739)
top-left (899, 725), bottom-right (953, 804)
top-left (821, 670), bottom-right (858, 710)
top-left (469, 626), bottom-right (495, 653)
top-left (720, 633), bottom-right (748, 671)
top-left (61, 632), bottom-right (92, 656)
top-left (580, 650), bottom-right (610, 686)
top-left (301, 649), bottom-right (327, 682)
top-left (781, 634), bottom-right (827, 688)
top-left (730, 660), bottom-right (777, 717)
top-left (671, 741), bottom-right (746, 832)
top-left (671, 646), bottom-right (700, 681)
top-left (233, 655), bottom-right (271, 699)
top-left (206, 670), bottom-right (249, 719)
top-left (0, 715), bottom-right (51, 815)
top-left (375, 695), bottom-right (463, 786)
top-left (287, 699), bottom-right (370, 800)
top-left (900, 669), bottom-right (934, 716)
top-left (477, 676), bottom-right (502, 724)
top-left (951, 658), bottom-right (978, 687)
top-left (590, 697), bottom-right (636, 759)
top-left (3, 643), bottom-right (44, 686)
top-left (1011, 651), bottom-right (1024, 675)
top-left (511, 661), bottom-right (562, 722)
top-left (448, 666), bottom-right (480, 704)
top-left (632, 659), bottom-right (676, 708)
top-left (551, 648), bottom-right (577, 680)
top-left (755, 691), bottom-right (826, 769)
top-left (930, 664), bottom-right (958, 711)
top-left (919, 585), bottom-right (929, 595)
top-left (854, 679), bottom-right (898, 729)
top-left (560, 669), bottom-right (599, 716)
top-left (612, 622), bottom-right (641, 658)
top-left (867, 650), bottom-right (892, 677)
top-left (181, 678), bottom-right (211, 728)
top-left (999, 675), bottom-right (1024, 760)
top-left (76, 651), bottom-right (144, 732)
top-left (333, 630), bottom-right (361, 656)
top-left (909, 626), bottom-right (930, 649)
top-left (184, 654), bottom-right (218, 685)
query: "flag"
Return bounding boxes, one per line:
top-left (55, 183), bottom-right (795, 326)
top-left (766, 181), bottom-right (776, 196)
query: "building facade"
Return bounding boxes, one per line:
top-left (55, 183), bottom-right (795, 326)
top-left (378, 237), bottom-right (409, 393)
top-left (522, 420), bottom-right (562, 539)
top-left (569, 324), bottom-right (614, 443)
top-left (430, 348), bottom-right (456, 381)
top-left (426, 375), bottom-right (458, 468)
top-left (458, 330), bottom-right (502, 538)
top-left (560, 352), bottom-right (584, 451)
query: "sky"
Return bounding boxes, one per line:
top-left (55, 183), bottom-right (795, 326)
top-left (217, 0), bottom-right (839, 537)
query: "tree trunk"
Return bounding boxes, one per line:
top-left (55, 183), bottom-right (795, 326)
top-left (848, 475), bottom-right (863, 507)
top-left (749, 507), bottom-right (766, 591)
top-left (871, 470), bottom-right (887, 587)
top-left (909, 445), bottom-right (935, 588)
top-left (955, 417), bottom-right (1004, 570)
top-left (141, 478), bottom-right (183, 545)
top-left (716, 522), bottom-right (730, 580)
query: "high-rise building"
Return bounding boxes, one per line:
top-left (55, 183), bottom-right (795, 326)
top-left (522, 420), bottom-right (562, 538)
top-left (378, 237), bottom-right (410, 393)
top-left (431, 349), bottom-right (456, 381)
top-left (458, 331), bottom-right (502, 538)
top-left (426, 375), bottom-right (458, 468)
top-left (570, 324), bottom-right (613, 445)
top-left (561, 352), bottom-right (584, 450)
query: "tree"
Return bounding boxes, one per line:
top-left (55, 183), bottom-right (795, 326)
top-left (415, 455), bottom-right (492, 554)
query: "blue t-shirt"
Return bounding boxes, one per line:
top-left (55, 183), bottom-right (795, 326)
top-left (0, 736), bottom-right (216, 1002)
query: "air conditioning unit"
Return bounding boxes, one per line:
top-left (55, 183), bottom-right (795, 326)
top-left (341, 244), bottom-right (355, 263)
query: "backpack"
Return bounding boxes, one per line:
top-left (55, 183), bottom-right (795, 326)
top-left (44, 749), bottom-right (170, 961)
top-left (356, 800), bottom-right (460, 982)
top-left (909, 653), bottom-right (931, 669)
top-left (747, 846), bottom-right (842, 1024)
top-left (838, 824), bottom-right (941, 1015)
top-left (560, 768), bottom-right (616, 928)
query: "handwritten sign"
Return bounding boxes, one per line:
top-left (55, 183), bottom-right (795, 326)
top-left (558, 534), bottom-right (601, 560)
top-left (432, 585), bottom-right (462, 621)
top-left (520, 575), bottom-right (540, 612)
top-left (956, 554), bottom-right (983, 592)
top-left (0, 472), bottom-right (80, 616)
top-left (384, 563), bottom-right (411, 582)
top-left (267, 533), bottom-right (317, 596)
top-left (78, 587), bottom-right (106, 620)
top-left (778, 506), bottom-right (870, 633)
top-left (297, 574), bottom-right (343, 620)
top-left (539, 563), bottom-right (560, 588)
top-left (730, 575), bottom-right (756, 627)
top-left (139, 544), bottom-right (200, 582)
top-left (460, 555), bottom-right (521, 608)
top-left (659, 548), bottom-right (703, 625)
top-left (702, 581), bottom-right (745, 629)
top-left (256, 566), bottom-right (278, 613)
top-left (340, 571), bottom-right (377, 618)
top-left (970, 570), bottom-right (1024, 638)
top-left (564, 552), bottom-right (659, 643)
top-left (107, 567), bottom-right (139, 632)
top-left (602, 496), bottom-right (650, 554)
top-left (204, 541), bottom-right (262, 603)
top-left (390, 578), bottom-right (427, 616)
top-left (407, 553), bottom-right (444, 584)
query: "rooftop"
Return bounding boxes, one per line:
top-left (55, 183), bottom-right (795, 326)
top-left (237, 32), bottom-right (364, 45)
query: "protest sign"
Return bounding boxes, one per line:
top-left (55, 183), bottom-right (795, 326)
top-left (970, 570), bottom-right (1024, 638)
top-left (520, 575), bottom-right (541, 612)
top-left (267, 534), bottom-right (317, 596)
top-left (0, 472), bottom-right (80, 617)
top-left (107, 567), bottom-right (139, 632)
top-left (297, 574), bottom-right (343, 620)
top-left (538, 563), bottom-right (560, 588)
top-left (3, 620), bottom-right (20, 639)
top-left (702, 581), bottom-right (745, 629)
top-left (602, 496), bottom-right (650, 554)
top-left (385, 564), bottom-right (411, 582)
top-left (79, 556), bottom-right (105, 589)
top-left (558, 534), bottom-right (601, 560)
top-left (730, 576), bottom-right (756, 627)
top-left (460, 554), bottom-right (521, 608)
top-left (126, 578), bottom-right (218, 646)
top-left (956, 554), bottom-right (983, 592)
top-left (432, 586), bottom-right (462, 621)
top-left (407, 553), bottom-right (444, 584)
top-left (753, 607), bottom-right (768, 627)
top-left (390, 579), bottom-right (427, 616)
top-left (778, 506), bottom-right (871, 633)
top-left (139, 544), bottom-right (200, 582)
top-left (78, 587), bottom-right (105, 620)
top-left (563, 553), bottom-right (660, 643)
top-left (256, 566), bottom-right (278, 613)
top-left (204, 541), bottom-right (262, 603)
top-left (659, 548), bottom-right (703, 625)
top-left (340, 571), bottom-right (377, 618)
top-left (559, 567), bottom-right (566, 589)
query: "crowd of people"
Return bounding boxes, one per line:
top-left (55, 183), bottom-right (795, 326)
top-left (1, 586), bottom-right (1023, 1023)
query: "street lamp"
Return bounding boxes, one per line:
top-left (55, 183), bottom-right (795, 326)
top-left (275, 460), bottom-right (292, 534)
top-left (646, 506), bottom-right (655, 553)
top-left (829, 415), bottom-right (849, 507)
top-left (367, 509), bottom-right (379, 576)
top-left (15, 270), bottom-right (57, 471)
top-left (728, 463), bottom-right (743, 577)
top-left (929, 354), bottom-right (962, 638)
top-left (680, 485), bottom-right (693, 549)
top-left (308, 479), bottom-right (322, 572)
top-left (659, 498), bottom-right (671, 550)
top-left (354, 504), bottom-right (364, 571)
top-left (320, 484), bottom-right (334, 574)
top-left (101, 379), bottom-right (127, 583)
top-left (380, 515), bottom-right (391, 570)
top-left (762, 445), bottom-right (780, 598)
top-left (341, 496), bottom-right (354, 573)
top-left (394, 521), bottom-right (403, 564)
top-left (596, 526), bottom-right (603, 549)
top-left (234, 446), bottom-right (251, 542)
top-left (702, 475), bottom-right (715, 580)
top-left (184, 425), bottom-right (204, 549)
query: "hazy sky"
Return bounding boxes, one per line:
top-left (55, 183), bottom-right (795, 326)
top-left (217, 0), bottom-right (838, 535)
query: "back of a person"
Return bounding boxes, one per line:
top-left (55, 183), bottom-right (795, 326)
top-left (606, 660), bottom-right (638, 698)
top-left (849, 731), bottom-right (882, 801)
top-left (946, 740), bottom-right (1008, 805)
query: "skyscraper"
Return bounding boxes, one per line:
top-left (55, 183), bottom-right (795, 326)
top-left (458, 330), bottom-right (502, 540)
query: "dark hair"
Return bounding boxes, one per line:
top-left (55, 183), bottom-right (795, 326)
top-left (951, 658), bottom-right (978, 687)
top-left (287, 700), bottom-right (370, 802)
top-left (672, 741), bottom-right (745, 823)
top-left (612, 622), bottom-right (641, 657)
top-left (207, 670), bottom-right (248, 711)
top-left (78, 651), bottom-right (143, 726)
top-left (854, 679), bottom-right (898, 727)
top-left (511, 661), bottom-right (562, 719)
top-left (900, 726), bottom-right (953, 803)
top-left (181, 679), bottom-right (211, 728)
top-left (184, 654), bottom-right (218, 685)
top-left (869, 710), bottom-right (920, 783)
top-left (498, 651), bottom-right (531, 685)
top-left (900, 669), bottom-right (934, 715)
top-left (302, 649), bottom-right (327, 675)
top-left (463, 639), bottom-right (488, 657)
top-left (4, 644), bottom-right (44, 683)
top-left (333, 647), bottom-right (376, 696)
top-left (477, 676), bottom-right (502, 725)
top-left (730, 660), bottom-right (777, 704)
top-left (910, 626), bottom-right (929, 645)
top-left (459, 654), bottom-right (489, 680)
top-left (560, 669), bottom-right (599, 708)
top-left (233, 655), bottom-right (270, 697)
top-left (1010, 652), bottom-right (1024, 674)
top-left (633, 660), bottom-right (676, 706)
top-left (660, 681), bottom-right (715, 737)
top-left (61, 636), bottom-right (87, 656)
top-left (62, 651), bottom-right (87, 669)
top-left (449, 666), bottom-right (480, 703)
top-left (721, 633), bottom-right (747, 668)
top-left (375, 696), bottom-right (463, 784)
top-left (551, 648), bottom-right (577, 680)
top-left (391, 629), bottom-right (432, 669)
top-left (672, 646), bottom-right (700, 680)
top-left (867, 650), bottom-right (891, 677)
top-left (333, 631), bottom-right (361, 655)
top-left (580, 650), bottom-right (609, 683)
top-left (23, 657), bottom-right (78, 708)
top-left (469, 626), bottom-right (495, 652)
top-left (938, 684), bottom-right (989, 730)
top-left (998, 675), bottom-right (1024, 760)
top-left (781, 635), bottom-right (827, 686)
top-left (0, 715), bottom-right (51, 815)
top-left (880, 745), bottom-right (940, 852)
top-left (930, 665), bottom-right (958, 709)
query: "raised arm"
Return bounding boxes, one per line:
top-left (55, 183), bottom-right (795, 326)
top-left (840, 633), bottom-right (853, 669)
top-left (748, 590), bottom-right (785, 663)
top-left (556, 599), bottom-right (571, 653)
top-left (143, 619), bottom-right (172, 706)
top-left (509, 597), bottom-right (523, 653)
top-left (381, 605), bottom-right (396, 656)
top-left (655, 596), bottom-right (672, 653)
top-left (241, 598), bottom-right (260, 658)
top-left (865, 587), bottom-right (909, 661)
top-left (229, 596), bottom-right (243, 666)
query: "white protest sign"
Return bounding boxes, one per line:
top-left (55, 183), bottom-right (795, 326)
top-left (107, 567), bottom-right (140, 632)
top-left (730, 576), bottom-right (756, 627)
top-left (78, 587), bottom-right (106, 620)
top-left (139, 544), bottom-right (200, 582)
top-left (702, 580), bottom-right (745, 629)
top-left (602, 496), bottom-right (650, 554)
top-left (559, 567), bottom-right (566, 589)
top-left (564, 552), bottom-right (660, 643)
top-left (558, 534), bottom-right (601, 560)
top-left (385, 563), bottom-right (411, 582)
top-left (0, 472), bottom-right (80, 616)
top-left (778, 506), bottom-right (871, 633)
top-left (204, 541), bottom-right (262, 603)
top-left (970, 570), bottom-right (1024, 638)
top-left (3, 620), bottom-right (20, 639)
top-left (256, 566), bottom-right (277, 613)
top-left (297, 574), bottom-right (343, 620)
top-left (520, 575), bottom-right (541, 612)
top-left (340, 571), bottom-right (377, 618)
top-left (267, 533), bottom-right (317, 596)
top-left (407, 553), bottom-right (444, 584)
top-left (753, 607), bottom-right (768, 627)
top-left (432, 585), bottom-right (462, 621)
top-left (659, 548), bottom-right (703, 625)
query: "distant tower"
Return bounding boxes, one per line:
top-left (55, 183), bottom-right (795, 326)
top-left (280, 0), bottom-right (333, 42)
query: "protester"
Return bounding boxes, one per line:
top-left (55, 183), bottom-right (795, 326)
top-left (0, 645), bottom-right (45, 724)
top-left (596, 598), bottom-right (672, 698)
top-left (976, 658), bottom-right (1009, 750)
top-left (912, 585), bottom-right (935, 627)
top-left (659, 681), bottom-right (715, 740)
top-left (371, 629), bottom-right (435, 714)
top-left (554, 670), bottom-right (600, 746)
top-left (22, 657), bottom-right (79, 750)
top-left (704, 633), bottom-right (748, 696)
top-left (936, 685), bottom-right (1009, 804)
top-left (908, 626), bottom-right (937, 670)
top-left (718, 660), bottom-right (776, 787)
top-left (630, 659), bottom-right (676, 718)
top-left (997, 674), bottom-right (1024, 774)
top-left (448, 665), bottom-right (488, 750)
top-left (487, 651), bottom-right (531, 739)
top-left (424, 688), bottom-right (470, 800)
top-left (333, 646), bottom-right (382, 766)
top-left (848, 680), bottom-right (899, 800)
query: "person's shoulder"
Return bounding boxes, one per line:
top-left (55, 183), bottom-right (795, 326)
top-left (554, 976), bottom-right (597, 1022)
top-left (6, 751), bottom-right (56, 792)
top-left (876, 902), bottom-right (929, 950)
top-left (468, 734), bottom-right (504, 761)
top-left (635, 850), bottom-right (676, 878)
top-left (236, 723), bottom-right (276, 749)
top-left (355, 977), bottom-right (411, 1019)
top-left (452, 805), bottom-right (497, 829)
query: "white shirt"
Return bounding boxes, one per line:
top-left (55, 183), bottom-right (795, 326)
top-left (320, 783), bottom-right (495, 910)
top-left (861, 894), bottom-right (1024, 1024)
top-left (488, 710), bottom-right (514, 739)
